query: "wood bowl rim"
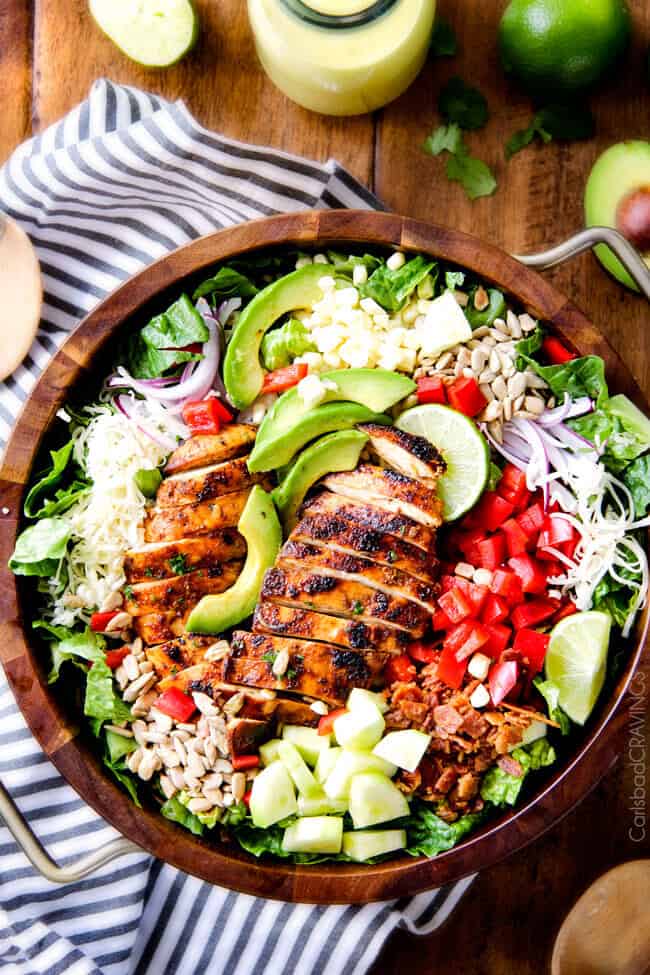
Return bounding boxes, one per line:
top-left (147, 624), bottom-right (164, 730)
top-left (0, 210), bottom-right (647, 904)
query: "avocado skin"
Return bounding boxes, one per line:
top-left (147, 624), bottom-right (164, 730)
top-left (584, 140), bottom-right (650, 290)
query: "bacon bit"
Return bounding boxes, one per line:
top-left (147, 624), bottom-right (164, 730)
top-left (396, 769), bottom-right (422, 794)
top-left (434, 767), bottom-right (459, 794)
top-left (494, 724), bottom-right (524, 754)
top-left (400, 699), bottom-right (429, 723)
top-left (433, 704), bottom-right (464, 734)
top-left (501, 700), bottom-right (561, 729)
top-left (456, 772), bottom-right (480, 800)
top-left (497, 755), bottom-right (524, 777)
top-left (458, 708), bottom-right (489, 740)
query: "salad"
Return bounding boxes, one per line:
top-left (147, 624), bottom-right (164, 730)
top-left (8, 245), bottom-right (650, 864)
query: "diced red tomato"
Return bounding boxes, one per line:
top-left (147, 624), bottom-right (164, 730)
top-left (501, 517), bottom-right (532, 556)
top-left (385, 654), bottom-right (416, 685)
top-left (517, 501), bottom-right (545, 539)
top-left (489, 659), bottom-right (519, 706)
top-left (90, 611), bottom-right (119, 632)
top-left (511, 598), bottom-right (558, 630)
top-left (483, 623), bottom-right (512, 658)
top-left (475, 534), bottom-right (506, 570)
top-left (182, 397), bottom-right (232, 436)
top-left (105, 646), bottom-right (130, 670)
top-left (481, 594), bottom-right (510, 626)
top-left (318, 708), bottom-right (347, 736)
top-left (542, 336), bottom-right (576, 365)
top-left (513, 629), bottom-right (550, 674)
top-left (208, 397), bottom-right (234, 423)
top-left (232, 754), bottom-right (261, 771)
top-left (154, 688), bottom-right (197, 723)
top-left (440, 574), bottom-right (459, 593)
top-left (538, 516), bottom-right (577, 551)
top-left (508, 554), bottom-right (548, 595)
top-left (457, 529), bottom-right (488, 564)
top-left (474, 492), bottom-right (515, 532)
top-left (261, 363), bottom-right (308, 394)
top-left (438, 587), bottom-right (473, 623)
top-left (490, 567), bottom-right (524, 605)
top-left (407, 641), bottom-right (438, 664)
top-left (432, 607), bottom-right (453, 631)
top-left (553, 600), bottom-right (578, 623)
top-left (451, 578), bottom-right (489, 616)
top-left (447, 376), bottom-right (488, 417)
top-left (416, 376), bottom-right (447, 405)
top-left (242, 789), bottom-right (252, 806)
top-left (444, 621), bottom-right (490, 661)
top-left (437, 644), bottom-right (468, 689)
top-left (497, 463), bottom-right (528, 507)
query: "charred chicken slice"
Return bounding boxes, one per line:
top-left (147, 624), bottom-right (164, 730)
top-left (359, 422), bottom-right (446, 484)
top-left (135, 610), bottom-right (190, 645)
top-left (280, 540), bottom-right (437, 614)
top-left (292, 511), bottom-right (438, 584)
top-left (261, 565), bottom-right (429, 637)
top-left (301, 492), bottom-right (437, 552)
top-left (124, 531), bottom-right (246, 583)
top-left (124, 562), bottom-right (242, 616)
top-left (228, 632), bottom-right (387, 705)
top-left (164, 425), bottom-right (257, 475)
top-left (323, 465), bottom-right (444, 528)
top-left (156, 457), bottom-right (263, 508)
top-left (144, 636), bottom-right (217, 680)
top-left (253, 601), bottom-right (410, 654)
top-left (144, 488), bottom-right (262, 543)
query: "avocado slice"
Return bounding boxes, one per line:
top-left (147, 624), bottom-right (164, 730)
top-left (585, 140), bottom-right (650, 290)
top-left (224, 265), bottom-right (325, 408)
top-left (249, 402), bottom-right (389, 472)
top-left (254, 368), bottom-right (414, 454)
top-left (272, 429), bottom-right (368, 532)
top-left (186, 485), bottom-right (281, 634)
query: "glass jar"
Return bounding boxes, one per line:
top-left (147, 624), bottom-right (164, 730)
top-left (247, 0), bottom-right (436, 116)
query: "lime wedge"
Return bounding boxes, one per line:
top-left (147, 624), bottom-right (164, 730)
top-left (395, 404), bottom-right (489, 520)
top-left (545, 611), bottom-right (612, 725)
top-left (90, 0), bottom-right (199, 68)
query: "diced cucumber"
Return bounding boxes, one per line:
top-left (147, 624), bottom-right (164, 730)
top-left (249, 761), bottom-right (297, 828)
top-left (347, 688), bottom-right (388, 715)
top-left (297, 794), bottom-right (348, 817)
top-left (277, 741), bottom-right (321, 797)
top-left (282, 725), bottom-right (330, 767)
top-left (259, 738), bottom-right (283, 767)
top-left (333, 702), bottom-right (384, 750)
top-left (372, 729), bottom-right (431, 773)
top-left (342, 829), bottom-right (407, 862)
top-left (324, 750), bottom-right (397, 801)
top-left (282, 816), bottom-right (343, 855)
top-left (314, 746), bottom-right (342, 785)
top-left (348, 772), bottom-right (409, 829)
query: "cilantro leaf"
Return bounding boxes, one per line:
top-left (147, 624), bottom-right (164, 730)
top-left (446, 150), bottom-right (497, 200)
top-left (423, 123), bottom-right (463, 156)
top-left (506, 103), bottom-right (595, 159)
top-left (438, 77), bottom-right (489, 131)
top-left (430, 17), bottom-right (457, 57)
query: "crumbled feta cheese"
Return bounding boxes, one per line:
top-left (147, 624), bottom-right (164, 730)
top-left (387, 252), bottom-right (406, 270)
top-left (297, 374), bottom-right (332, 409)
top-left (335, 287), bottom-right (359, 308)
top-left (318, 275), bottom-right (336, 291)
top-left (294, 351), bottom-right (324, 371)
top-left (467, 654), bottom-right (491, 682)
top-left (339, 339), bottom-right (371, 369)
top-left (360, 297), bottom-right (384, 316)
top-left (469, 684), bottom-right (490, 709)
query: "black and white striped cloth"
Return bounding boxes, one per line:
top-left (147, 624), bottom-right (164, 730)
top-left (0, 80), bottom-right (475, 975)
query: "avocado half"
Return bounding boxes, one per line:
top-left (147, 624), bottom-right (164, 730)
top-left (585, 140), bottom-right (650, 290)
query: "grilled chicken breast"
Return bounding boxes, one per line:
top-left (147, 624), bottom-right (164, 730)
top-left (229, 632), bottom-right (387, 705)
top-left (359, 423), bottom-right (446, 483)
top-left (144, 636), bottom-right (217, 679)
top-left (124, 532), bottom-right (246, 583)
top-left (261, 565), bottom-right (429, 636)
top-left (156, 457), bottom-right (263, 508)
top-left (125, 562), bottom-right (242, 616)
top-left (135, 610), bottom-right (190, 645)
top-left (164, 425), bottom-right (257, 475)
top-left (301, 492), bottom-right (437, 552)
top-left (253, 601), bottom-right (410, 654)
top-left (323, 465), bottom-right (444, 528)
top-left (280, 540), bottom-right (437, 614)
top-left (144, 488), bottom-right (260, 543)
top-left (292, 512), bottom-right (438, 584)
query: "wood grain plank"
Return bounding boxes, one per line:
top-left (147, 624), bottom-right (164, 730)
top-left (0, 0), bottom-right (32, 161)
top-left (32, 0), bottom-right (373, 185)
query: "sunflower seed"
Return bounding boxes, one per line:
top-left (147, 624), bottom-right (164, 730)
top-left (495, 317), bottom-right (510, 335)
top-left (143, 730), bottom-right (168, 745)
top-left (508, 373), bottom-right (527, 400)
top-left (187, 753), bottom-right (206, 779)
top-left (482, 335), bottom-right (497, 347)
top-left (100, 591), bottom-right (123, 613)
top-left (520, 313), bottom-right (538, 332)
top-left (123, 654), bottom-right (140, 682)
top-left (205, 640), bottom-right (230, 662)
top-left (222, 793), bottom-right (235, 808)
top-left (104, 612), bottom-right (132, 633)
top-left (188, 796), bottom-right (215, 814)
top-left (525, 372), bottom-right (547, 389)
top-left (159, 775), bottom-right (177, 800)
top-left (158, 746), bottom-right (180, 768)
top-left (123, 671), bottom-right (156, 702)
top-left (503, 396), bottom-right (514, 422)
top-left (479, 383), bottom-right (495, 401)
top-left (204, 740), bottom-right (218, 766)
top-left (104, 724), bottom-right (134, 738)
top-left (151, 709), bottom-right (174, 734)
top-left (214, 758), bottom-right (233, 774)
top-left (169, 768), bottom-right (186, 791)
top-left (272, 649), bottom-right (290, 678)
top-left (492, 376), bottom-right (507, 400)
top-left (224, 692), bottom-right (244, 715)
top-left (171, 729), bottom-right (191, 742)
top-left (478, 369), bottom-right (496, 385)
top-left (231, 772), bottom-right (247, 802)
top-left (483, 400), bottom-right (502, 423)
top-left (137, 750), bottom-right (157, 782)
top-left (435, 352), bottom-right (453, 370)
top-left (488, 349), bottom-right (501, 373)
top-left (173, 737), bottom-right (188, 765)
top-left (462, 367), bottom-right (475, 379)
top-left (204, 772), bottom-right (223, 790)
top-left (193, 692), bottom-right (218, 716)
top-left (126, 749), bottom-right (143, 774)
top-left (310, 701), bottom-right (328, 715)
top-left (525, 396), bottom-right (545, 415)
top-left (115, 666), bottom-right (129, 691)
top-left (471, 348), bottom-right (488, 373)
top-left (185, 775), bottom-right (202, 792)
top-left (488, 420), bottom-right (503, 443)
top-left (472, 325), bottom-right (491, 338)
top-left (203, 788), bottom-right (224, 808)
top-left (513, 394), bottom-right (526, 412)
top-left (508, 315), bottom-right (522, 339)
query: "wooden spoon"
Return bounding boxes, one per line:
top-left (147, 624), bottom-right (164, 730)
top-left (0, 213), bottom-right (42, 382)
top-left (552, 860), bottom-right (650, 975)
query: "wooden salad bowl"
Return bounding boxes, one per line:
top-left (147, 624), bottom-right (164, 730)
top-left (0, 210), bottom-right (647, 904)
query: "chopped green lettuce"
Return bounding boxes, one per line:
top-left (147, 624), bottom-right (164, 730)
top-left (487, 461), bottom-right (503, 492)
top-left (192, 267), bottom-right (258, 302)
top-left (127, 294), bottom-right (209, 379)
top-left (261, 318), bottom-right (316, 370)
top-left (480, 739), bottom-right (556, 806)
top-left (570, 409), bottom-right (648, 472)
top-left (524, 355), bottom-right (609, 406)
top-left (161, 795), bottom-right (205, 836)
top-left (361, 255), bottom-right (436, 312)
top-left (9, 518), bottom-right (71, 577)
top-left (592, 569), bottom-right (642, 630)
top-left (44, 627), bottom-right (105, 683)
top-left (622, 455), bottom-right (650, 517)
top-left (24, 440), bottom-right (89, 519)
top-left (405, 802), bottom-right (485, 857)
top-left (105, 728), bottom-right (138, 764)
top-left (515, 325), bottom-right (544, 368)
top-left (533, 678), bottom-right (571, 735)
top-left (465, 288), bottom-right (506, 328)
top-left (324, 252), bottom-right (382, 276)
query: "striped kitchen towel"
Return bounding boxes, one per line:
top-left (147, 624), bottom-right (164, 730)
top-left (0, 79), bottom-right (475, 975)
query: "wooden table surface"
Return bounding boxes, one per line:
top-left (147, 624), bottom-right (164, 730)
top-left (1, 1), bottom-right (649, 970)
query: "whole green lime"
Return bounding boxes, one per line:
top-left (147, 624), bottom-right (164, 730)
top-left (499, 0), bottom-right (631, 95)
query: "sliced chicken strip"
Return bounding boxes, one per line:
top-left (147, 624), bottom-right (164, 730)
top-left (301, 491), bottom-right (437, 552)
top-left (261, 565), bottom-right (429, 637)
top-left (359, 422), bottom-right (446, 483)
top-left (144, 487), bottom-right (265, 543)
top-left (125, 562), bottom-right (242, 616)
top-left (253, 601), bottom-right (410, 654)
top-left (143, 636), bottom-right (221, 680)
top-left (323, 465), bottom-right (444, 528)
top-left (164, 425), bottom-right (257, 475)
top-left (293, 511), bottom-right (438, 584)
top-left (280, 540), bottom-right (437, 614)
top-left (124, 531), bottom-right (246, 583)
top-left (134, 610), bottom-right (189, 645)
top-left (156, 457), bottom-right (264, 508)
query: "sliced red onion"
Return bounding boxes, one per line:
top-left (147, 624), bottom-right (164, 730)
top-left (553, 422), bottom-right (601, 458)
top-left (115, 394), bottom-right (177, 451)
top-left (482, 424), bottom-right (529, 470)
top-left (107, 374), bottom-right (178, 389)
top-left (217, 297), bottom-right (242, 326)
top-left (537, 395), bottom-right (593, 426)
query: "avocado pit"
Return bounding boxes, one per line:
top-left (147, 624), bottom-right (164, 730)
top-left (616, 186), bottom-right (650, 254)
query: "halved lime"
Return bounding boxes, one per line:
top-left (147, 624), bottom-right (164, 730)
top-left (90, 0), bottom-right (199, 68)
top-left (396, 404), bottom-right (489, 520)
top-left (545, 611), bottom-right (612, 725)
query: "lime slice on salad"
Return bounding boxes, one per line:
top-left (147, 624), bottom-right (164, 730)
top-left (545, 611), bottom-right (612, 725)
top-left (395, 404), bottom-right (489, 520)
top-left (89, 0), bottom-right (199, 68)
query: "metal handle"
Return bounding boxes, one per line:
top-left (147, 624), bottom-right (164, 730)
top-left (0, 777), bottom-right (142, 883)
top-left (514, 226), bottom-right (650, 302)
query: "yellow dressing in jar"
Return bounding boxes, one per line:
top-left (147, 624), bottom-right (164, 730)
top-left (247, 0), bottom-right (436, 116)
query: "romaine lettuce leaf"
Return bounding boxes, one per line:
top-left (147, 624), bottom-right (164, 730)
top-left (261, 318), bottom-right (316, 370)
top-left (570, 410), bottom-right (647, 472)
top-left (405, 802), bottom-right (485, 857)
top-left (361, 255), bottom-right (436, 312)
top-left (480, 739), bottom-right (556, 806)
top-left (45, 627), bottom-right (105, 683)
top-left (105, 728), bottom-right (138, 764)
top-left (622, 454), bottom-right (650, 517)
top-left (9, 518), bottom-right (71, 577)
top-left (592, 569), bottom-right (642, 630)
top-left (161, 795), bottom-right (205, 836)
top-left (533, 677), bottom-right (571, 735)
top-left (24, 441), bottom-right (90, 519)
top-left (525, 355), bottom-right (609, 406)
top-left (127, 294), bottom-right (209, 378)
top-left (193, 267), bottom-right (258, 302)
